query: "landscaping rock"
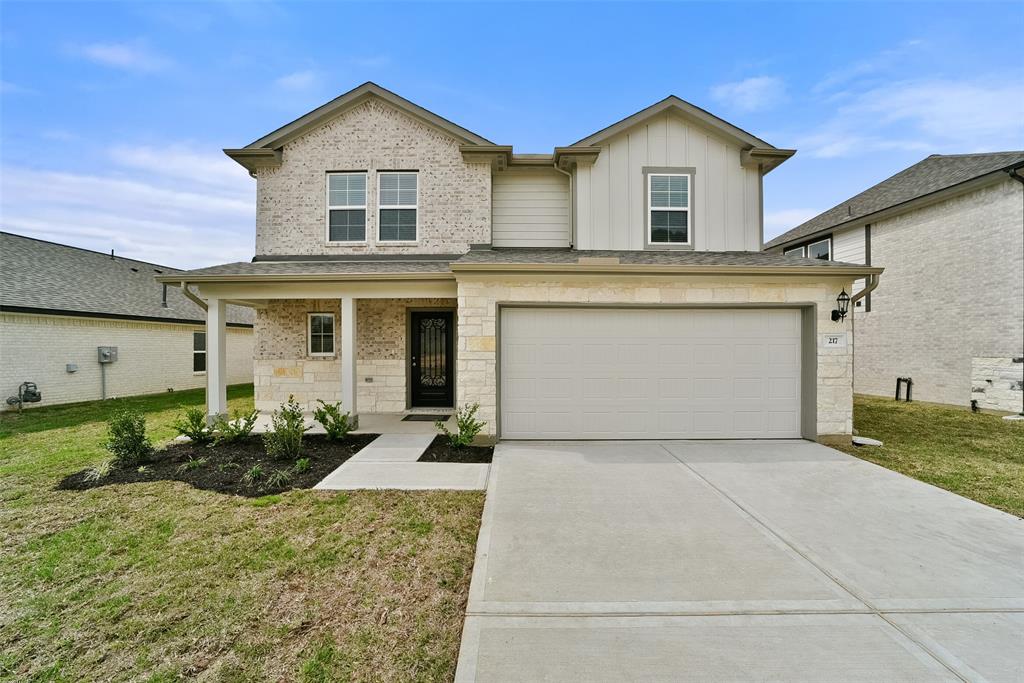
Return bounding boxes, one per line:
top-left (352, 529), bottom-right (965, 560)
top-left (852, 436), bottom-right (883, 447)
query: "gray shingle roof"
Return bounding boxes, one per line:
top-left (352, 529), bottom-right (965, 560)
top-left (173, 257), bottom-right (458, 278)
top-left (0, 232), bottom-right (253, 325)
top-left (453, 248), bottom-right (871, 270)
top-left (765, 152), bottom-right (1024, 250)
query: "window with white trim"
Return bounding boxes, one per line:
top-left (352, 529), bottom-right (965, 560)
top-left (807, 238), bottom-right (831, 260)
top-left (648, 173), bottom-right (690, 244)
top-left (378, 172), bottom-right (418, 241)
top-left (327, 172), bottom-right (367, 242)
top-left (193, 332), bottom-right (206, 373)
top-left (308, 313), bottom-right (335, 356)
top-left (784, 246), bottom-right (806, 257)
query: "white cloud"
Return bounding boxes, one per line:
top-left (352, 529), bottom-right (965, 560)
top-left (0, 144), bottom-right (255, 268)
top-left (764, 208), bottom-right (820, 240)
top-left (71, 41), bottom-right (172, 73)
top-left (814, 39), bottom-right (925, 93)
top-left (798, 77), bottom-right (1024, 159)
top-left (274, 70), bottom-right (318, 90)
top-left (0, 80), bottom-right (33, 94)
top-left (710, 76), bottom-right (787, 112)
top-left (348, 55), bottom-right (390, 69)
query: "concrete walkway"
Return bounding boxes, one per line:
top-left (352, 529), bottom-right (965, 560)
top-left (456, 441), bottom-right (1024, 682)
top-left (314, 434), bottom-right (489, 491)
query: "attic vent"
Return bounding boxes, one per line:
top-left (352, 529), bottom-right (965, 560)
top-left (130, 267), bottom-right (139, 272)
top-left (154, 269), bottom-right (163, 274)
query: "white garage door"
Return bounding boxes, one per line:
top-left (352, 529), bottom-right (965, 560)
top-left (500, 307), bottom-right (803, 439)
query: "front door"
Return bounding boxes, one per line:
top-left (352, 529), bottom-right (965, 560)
top-left (410, 311), bottom-right (454, 407)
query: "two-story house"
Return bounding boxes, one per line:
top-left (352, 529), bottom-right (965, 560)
top-left (765, 152), bottom-right (1024, 415)
top-left (160, 82), bottom-right (880, 443)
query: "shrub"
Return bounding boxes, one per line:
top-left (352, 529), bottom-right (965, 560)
top-left (106, 409), bottom-right (153, 466)
top-left (294, 457), bottom-right (311, 473)
top-left (266, 469), bottom-right (293, 489)
top-left (241, 464), bottom-right (264, 488)
top-left (213, 409), bottom-right (259, 445)
top-left (173, 407), bottom-right (213, 445)
top-left (83, 459), bottom-right (113, 482)
top-left (312, 400), bottom-right (354, 441)
top-left (263, 396), bottom-right (309, 460)
top-left (176, 456), bottom-right (208, 474)
top-left (437, 402), bottom-right (485, 448)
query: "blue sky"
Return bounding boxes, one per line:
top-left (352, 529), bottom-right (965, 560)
top-left (2, 1), bottom-right (1022, 268)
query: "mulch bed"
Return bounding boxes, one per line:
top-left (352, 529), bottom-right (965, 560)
top-left (58, 433), bottom-right (380, 498)
top-left (417, 435), bottom-right (493, 464)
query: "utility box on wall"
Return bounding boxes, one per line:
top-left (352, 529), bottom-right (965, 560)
top-left (97, 346), bottom-right (118, 364)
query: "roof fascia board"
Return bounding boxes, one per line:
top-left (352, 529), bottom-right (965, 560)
top-left (157, 272), bottom-right (456, 284)
top-left (571, 96), bottom-right (773, 150)
top-left (0, 305), bottom-right (253, 328)
top-left (449, 263), bottom-right (883, 277)
top-left (244, 83), bottom-right (493, 152)
top-left (742, 148), bottom-right (797, 175)
top-left (767, 169), bottom-right (1015, 249)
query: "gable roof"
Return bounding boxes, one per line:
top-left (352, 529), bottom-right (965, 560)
top-left (0, 232), bottom-right (253, 326)
top-left (765, 151), bottom-right (1024, 250)
top-left (570, 96), bottom-right (794, 172)
top-left (238, 81), bottom-right (493, 153)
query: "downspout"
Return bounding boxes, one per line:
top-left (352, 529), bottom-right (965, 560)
top-left (180, 281), bottom-right (208, 311)
top-left (1006, 166), bottom-right (1024, 416)
top-left (848, 273), bottom-right (880, 405)
top-left (553, 163), bottom-right (575, 248)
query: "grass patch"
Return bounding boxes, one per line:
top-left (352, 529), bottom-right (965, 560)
top-left (836, 395), bottom-right (1024, 517)
top-left (0, 385), bottom-right (484, 681)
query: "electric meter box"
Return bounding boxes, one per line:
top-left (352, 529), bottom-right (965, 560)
top-left (97, 346), bottom-right (118, 364)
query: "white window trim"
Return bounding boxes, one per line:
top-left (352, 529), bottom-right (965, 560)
top-left (807, 237), bottom-right (832, 260)
top-left (377, 171), bottom-right (419, 244)
top-left (308, 313), bottom-right (336, 357)
top-left (325, 172), bottom-right (368, 245)
top-left (192, 331), bottom-right (206, 376)
top-left (784, 245), bottom-right (807, 257)
top-left (646, 172), bottom-right (692, 247)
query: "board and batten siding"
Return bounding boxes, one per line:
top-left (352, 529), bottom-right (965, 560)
top-left (491, 169), bottom-right (570, 247)
top-left (575, 112), bottom-right (762, 251)
top-left (832, 226), bottom-right (867, 298)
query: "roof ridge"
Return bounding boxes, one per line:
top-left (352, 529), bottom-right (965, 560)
top-left (0, 231), bottom-right (184, 272)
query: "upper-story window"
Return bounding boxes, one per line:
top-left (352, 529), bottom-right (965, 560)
top-left (378, 172), bottom-right (418, 242)
top-left (785, 238), bottom-right (831, 260)
top-left (647, 173), bottom-right (690, 245)
top-left (327, 172), bottom-right (367, 242)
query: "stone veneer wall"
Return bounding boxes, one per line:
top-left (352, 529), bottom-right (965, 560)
top-left (971, 357), bottom-right (1024, 413)
top-left (455, 277), bottom-right (856, 440)
top-left (853, 179), bottom-right (1023, 408)
top-left (254, 297), bottom-right (456, 412)
top-left (254, 98), bottom-right (491, 256)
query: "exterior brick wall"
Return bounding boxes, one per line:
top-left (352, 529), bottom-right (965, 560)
top-left (254, 99), bottom-right (491, 256)
top-left (253, 297), bottom-right (456, 412)
top-left (454, 277), bottom-right (856, 440)
top-left (854, 179), bottom-right (1024, 409)
top-left (0, 313), bottom-right (253, 410)
top-left (971, 357), bottom-right (1024, 412)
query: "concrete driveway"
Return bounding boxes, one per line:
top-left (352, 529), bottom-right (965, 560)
top-left (455, 441), bottom-right (1024, 682)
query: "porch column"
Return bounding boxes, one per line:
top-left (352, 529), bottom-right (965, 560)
top-left (206, 297), bottom-right (228, 422)
top-left (340, 295), bottom-right (358, 424)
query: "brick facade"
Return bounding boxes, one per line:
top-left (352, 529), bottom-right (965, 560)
top-left (454, 277), bottom-right (856, 440)
top-left (853, 179), bottom-right (1024, 410)
top-left (254, 99), bottom-right (491, 256)
top-left (1, 313), bottom-right (253, 410)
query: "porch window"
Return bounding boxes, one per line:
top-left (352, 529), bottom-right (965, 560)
top-left (193, 331), bottom-right (206, 373)
top-left (308, 313), bottom-right (335, 356)
top-left (378, 172), bottom-right (417, 242)
top-left (648, 173), bottom-right (690, 245)
top-left (327, 172), bottom-right (367, 242)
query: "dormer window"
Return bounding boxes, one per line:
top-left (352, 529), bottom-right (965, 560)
top-left (327, 172), bottom-right (367, 242)
top-left (378, 172), bottom-right (418, 242)
top-left (646, 171), bottom-right (692, 246)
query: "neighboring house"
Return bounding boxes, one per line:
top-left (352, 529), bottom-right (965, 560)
top-left (0, 233), bottom-right (255, 410)
top-left (160, 82), bottom-right (879, 443)
top-left (765, 152), bottom-right (1024, 413)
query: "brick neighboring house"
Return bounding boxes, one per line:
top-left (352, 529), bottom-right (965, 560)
top-left (161, 82), bottom-right (881, 443)
top-left (0, 233), bottom-right (255, 410)
top-left (765, 152), bottom-right (1024, 413)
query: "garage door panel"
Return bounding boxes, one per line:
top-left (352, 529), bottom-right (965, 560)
top-left (500, 308), bottom-right (802, 439)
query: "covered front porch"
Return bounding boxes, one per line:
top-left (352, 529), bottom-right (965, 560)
top-left (165, 263), bottom-right (460, 426)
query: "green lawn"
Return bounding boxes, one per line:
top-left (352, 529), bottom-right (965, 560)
top-left (0, 385), bottom-right (484, 682)
top-left (836, 395), bottom-right (1024, 517)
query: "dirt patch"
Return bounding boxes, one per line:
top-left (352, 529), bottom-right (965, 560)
top-left (58, 433), bottom-right (380, 497)
top-left (417, 435), bottom-right (493, 463)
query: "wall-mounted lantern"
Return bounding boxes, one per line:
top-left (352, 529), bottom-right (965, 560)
top-left (831, 289), bottom-right (851, 322)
